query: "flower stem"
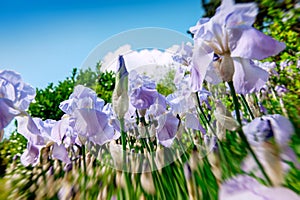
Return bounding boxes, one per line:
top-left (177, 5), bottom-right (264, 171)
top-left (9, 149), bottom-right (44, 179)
top-left (82, 145), bottom-right (87, 199)
top-left (228, 81), bottom-right (273, 186)
top-left (240, 94), bottom-right (255, 120)
top-left (195, 92), bottom-right (216, 136)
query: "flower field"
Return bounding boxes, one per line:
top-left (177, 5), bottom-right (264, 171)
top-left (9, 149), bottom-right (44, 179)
top-left (0, 0), bottom-right (299, 199)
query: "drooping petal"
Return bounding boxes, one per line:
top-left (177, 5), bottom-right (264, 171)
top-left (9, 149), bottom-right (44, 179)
top-left (185, 113), bottom-right (206, 134)
top-left (191, 41), bottom-right (214, 92)
top-left (156, 112), bottom-right (179, 147)
top-left (266, 114), bottom-right (295, 147)
top-left (233, 58), bottom-right (269, 94)
top-left (21, 142), bottom-right (40, 166)
top-left (52, 143), bottom-right (71, 164)
top-left (229, 26), bottom-right (285, 60)
top-left (205, 63), bottom-right (222, 85)
top-left (16, 116), bottom-right (45, 145)
top-left (0, 98), bottom-right (20, 130)
top-left (51, 117), bottom-right (73, 145)
top-left (74, 109), bottom-right (115, 145)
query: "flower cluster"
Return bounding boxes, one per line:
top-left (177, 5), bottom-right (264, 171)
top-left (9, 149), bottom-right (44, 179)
top-left (0, 0), bottom-right (299, 198)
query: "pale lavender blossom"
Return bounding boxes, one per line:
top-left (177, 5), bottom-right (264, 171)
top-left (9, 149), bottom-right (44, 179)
top-left (59, 85), bottom-right (104, 114)
top-left (52, 143), bottom-right (71, 164)
top-left (219, 175), bottom-right (300, 200)
top-left (17, 115), bottom-right (72, 165)
top-left (166, 75), bottom-right (195, 114)
top-left (0, 70), bottom-right (35, 130)
top-left (189, 0), bottom-right (285, 94)
top-left (172, 42), bottom-right (193, 66)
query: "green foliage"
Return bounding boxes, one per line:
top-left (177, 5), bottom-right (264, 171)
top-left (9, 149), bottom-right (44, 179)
top-left (156, 69), bottom-right (176, 96)
top-left (28, 69), bottom-right (77, 120)
top-left (76, 67), bottom-right (98, 88)
top-left (0, 131), bottom-right (27, 177)
top-left (94, 70), bottom-right (115, 103)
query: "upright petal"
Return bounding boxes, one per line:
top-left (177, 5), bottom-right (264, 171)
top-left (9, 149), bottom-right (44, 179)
top-left (232, 58), bottom-right (269, 94)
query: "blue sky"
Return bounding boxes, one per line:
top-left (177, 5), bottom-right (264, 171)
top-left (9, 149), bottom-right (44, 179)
top-left (0, 0), bottom-right (204, 88)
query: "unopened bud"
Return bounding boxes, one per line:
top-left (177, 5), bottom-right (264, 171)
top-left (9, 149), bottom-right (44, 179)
top-left (112, 55), bottom-right (129, 119)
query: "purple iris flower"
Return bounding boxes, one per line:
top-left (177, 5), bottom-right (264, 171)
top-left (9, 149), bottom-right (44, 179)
top-left (0, 70), bottom-right (35, 130)
top-left (156, 112), bottom-right (179, 147)
top-left (219, 175), bottom-right (300, 200)
top-left (242, 114), bottom-right (299, 181)
top-left (189, 0), bottom-right (285, 94)
top-left (129, 70), bottom-right (158, 110)
top-left (243, 114), bottom-right (294, 147)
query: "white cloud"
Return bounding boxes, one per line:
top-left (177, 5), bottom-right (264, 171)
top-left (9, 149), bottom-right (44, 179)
top-left (101, 44), bottom-right (181, 81)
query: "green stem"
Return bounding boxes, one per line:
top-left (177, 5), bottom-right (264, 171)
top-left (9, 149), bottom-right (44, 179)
top-left (240, 94), bottom-right (255, 120)
top-left (228, 81), bottom-right (273, 186)
top-left (195, 92), bottom-right (216, 136)
top-left (82, 145), bottom-right (87, 199)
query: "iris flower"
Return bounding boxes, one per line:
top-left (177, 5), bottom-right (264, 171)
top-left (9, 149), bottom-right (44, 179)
top-left (242, 114), bottom-right (299, 185)
top-left (0, 70), bottom-right (35, 130)
top-left (129, 70), bottom-right (158, 111)
top-left (189, 0), bottom-right (285, 94)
